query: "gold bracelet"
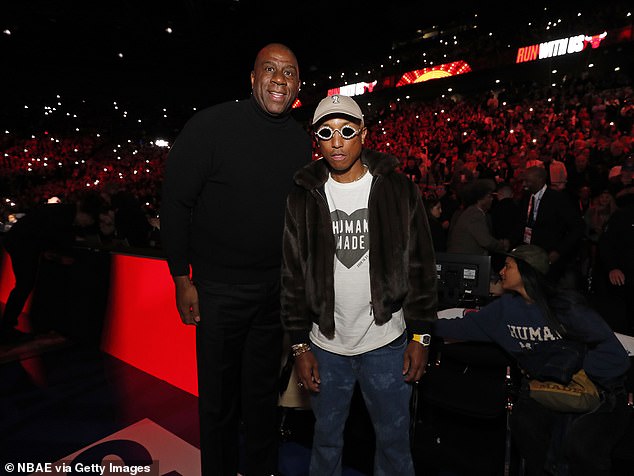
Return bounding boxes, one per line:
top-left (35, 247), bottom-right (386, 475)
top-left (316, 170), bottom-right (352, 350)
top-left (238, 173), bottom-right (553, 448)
top-left (291, 343), bottom-right (311, 358)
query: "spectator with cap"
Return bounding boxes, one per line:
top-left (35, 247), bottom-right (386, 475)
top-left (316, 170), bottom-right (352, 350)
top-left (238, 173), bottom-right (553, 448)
top-left (434, 244), bottom-right (630, 476)
top-left (281, 94), bottom-right (438, 476)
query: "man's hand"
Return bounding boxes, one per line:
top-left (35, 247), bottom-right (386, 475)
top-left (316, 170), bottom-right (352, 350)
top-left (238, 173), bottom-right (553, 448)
top-left (609, 269), bottom-right (626, 286)
top-left (173, 275), bottom-right (200, 325)
top-left (294, 350), bottom-right (320, 393)
top-left (548, 250), bottom-right (561, 264)
top-left (403, 341), bottom-right (429, 383)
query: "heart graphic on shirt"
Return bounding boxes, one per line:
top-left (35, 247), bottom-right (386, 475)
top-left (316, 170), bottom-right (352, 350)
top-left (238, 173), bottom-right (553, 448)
top-left (330, 208), bottom-right (370, 269)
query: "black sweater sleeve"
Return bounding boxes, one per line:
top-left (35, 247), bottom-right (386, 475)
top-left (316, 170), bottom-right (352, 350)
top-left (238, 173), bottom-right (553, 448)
top-left (160, 111), bottom-right (215, 276)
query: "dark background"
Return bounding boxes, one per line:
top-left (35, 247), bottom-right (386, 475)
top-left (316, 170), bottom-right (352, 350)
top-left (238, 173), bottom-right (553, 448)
top-left (1, 0), bottom-right (584, 105)
top-left (2, 0), bottom-right (631, 135)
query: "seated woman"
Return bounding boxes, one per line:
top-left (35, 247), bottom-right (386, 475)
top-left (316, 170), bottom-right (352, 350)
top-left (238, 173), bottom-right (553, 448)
top-left (434, 244), bottom-right (630, 476)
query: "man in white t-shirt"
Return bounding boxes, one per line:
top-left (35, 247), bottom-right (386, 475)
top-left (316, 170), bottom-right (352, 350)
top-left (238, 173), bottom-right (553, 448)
top-left (281, 94), bottom-right (438, 475)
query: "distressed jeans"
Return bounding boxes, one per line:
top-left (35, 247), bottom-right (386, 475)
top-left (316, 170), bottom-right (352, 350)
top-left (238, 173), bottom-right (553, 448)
top-left (309, 332), bottom-right (414, 476)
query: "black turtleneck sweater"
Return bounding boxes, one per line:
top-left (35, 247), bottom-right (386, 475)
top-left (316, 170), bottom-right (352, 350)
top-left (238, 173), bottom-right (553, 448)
top-left (161, 96), bottom-right (311, 283)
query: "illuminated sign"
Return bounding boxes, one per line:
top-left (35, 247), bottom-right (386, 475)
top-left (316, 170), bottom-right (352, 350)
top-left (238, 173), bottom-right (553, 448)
top-left (328, 80), bottom-right (378, 97)
top-left (395, 60), bottom-right (472, 87)
top-left (516, 31), bottom-right (607, 63)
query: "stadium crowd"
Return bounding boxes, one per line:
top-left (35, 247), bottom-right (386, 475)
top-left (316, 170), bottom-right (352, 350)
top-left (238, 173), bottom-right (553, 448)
top-left (1, 71), bottom-right (632, 246)
top-left (0, 6), bottom-right (632, 473)
top-left (2, 65), bottom-right (631, 331)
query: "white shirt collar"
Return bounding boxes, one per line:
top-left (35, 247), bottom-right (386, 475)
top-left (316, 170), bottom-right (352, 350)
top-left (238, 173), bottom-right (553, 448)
top-left (533, 184), bottom-right (547, 201)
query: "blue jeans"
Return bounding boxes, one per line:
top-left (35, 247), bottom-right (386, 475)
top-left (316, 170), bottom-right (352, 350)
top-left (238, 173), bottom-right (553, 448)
top-left (309, 333), bottom-right (414, 476)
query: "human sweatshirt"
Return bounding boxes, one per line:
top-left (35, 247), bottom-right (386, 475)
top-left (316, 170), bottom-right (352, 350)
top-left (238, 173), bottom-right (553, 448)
top-left (161, 96), bottom-right (311, 283)
top-left (435, 293), bottom-right (630, 390)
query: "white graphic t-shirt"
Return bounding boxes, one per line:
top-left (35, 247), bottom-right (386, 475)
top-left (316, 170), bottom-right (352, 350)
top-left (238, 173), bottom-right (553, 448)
top-left (310, 169), bottom-right (405, 356)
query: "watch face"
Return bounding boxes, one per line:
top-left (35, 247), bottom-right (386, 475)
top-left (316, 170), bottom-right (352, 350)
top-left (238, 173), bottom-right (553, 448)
top-left (422, 334), bottom-right (431, 346)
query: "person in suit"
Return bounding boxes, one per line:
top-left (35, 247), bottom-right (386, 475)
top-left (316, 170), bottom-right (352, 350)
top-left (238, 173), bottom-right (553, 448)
top-left (520, 166), bottom-right (585, 285)
top-left (447, 179), bottom-right (509, 256)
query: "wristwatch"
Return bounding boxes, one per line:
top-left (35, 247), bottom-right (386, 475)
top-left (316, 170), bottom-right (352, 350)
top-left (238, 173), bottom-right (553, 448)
top-left (412, 333), bottom-right (432, 346)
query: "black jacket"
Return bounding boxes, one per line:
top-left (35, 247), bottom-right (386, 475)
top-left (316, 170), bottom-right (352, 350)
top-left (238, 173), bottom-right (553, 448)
top-left (519, 188), bottom-right (584, 261)
top-left (280, 150), bottom-right (438, 345)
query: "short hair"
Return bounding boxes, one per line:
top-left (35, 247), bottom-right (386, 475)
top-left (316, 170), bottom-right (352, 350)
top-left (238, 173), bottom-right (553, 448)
top-left (526, 165), bottom-right (547, 182)
top-left (462, 179), bottom-right (496, 206)
top-left (496, 183), bottom-right (513, 199)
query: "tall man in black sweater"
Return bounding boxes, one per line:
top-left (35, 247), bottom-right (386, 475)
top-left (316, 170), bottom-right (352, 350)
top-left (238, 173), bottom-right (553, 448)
top-left (161, 43), bottom-right (311, 476)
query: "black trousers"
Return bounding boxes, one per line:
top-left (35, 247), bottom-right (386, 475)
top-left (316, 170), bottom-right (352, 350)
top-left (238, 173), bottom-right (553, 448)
top-left (1, 245), bottom-right (40, 330)
top-left (195, 279), bottom-right (283, 476)
top-left (511, 388), bottom-right (631, 476)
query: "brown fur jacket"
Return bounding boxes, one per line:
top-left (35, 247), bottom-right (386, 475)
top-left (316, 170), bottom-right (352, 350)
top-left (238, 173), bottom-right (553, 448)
top-left (281, 149), bottom-right (438, 345)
